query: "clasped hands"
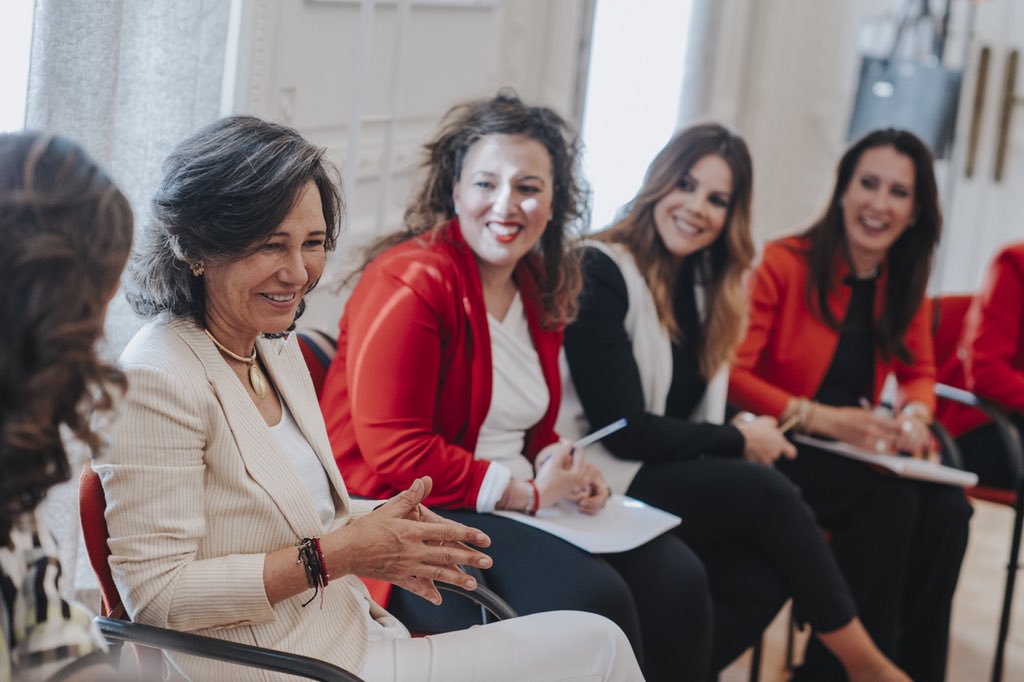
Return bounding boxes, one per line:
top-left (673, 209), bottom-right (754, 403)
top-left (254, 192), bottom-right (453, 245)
top-left (326, 476), bottom-right (492, 606)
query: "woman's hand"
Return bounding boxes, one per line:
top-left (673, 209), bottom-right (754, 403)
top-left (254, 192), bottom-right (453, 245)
top-left (811, 405), bottom-right (905, 455)
top-left (892, 414), bottom-right (934, 459)
top-left (573, 461), bottom-right (611, 515)
top-left (325, 477), bottom-right (492, 605)
top-left (533, 439), bottom-right (586, 508)
top-left (733, 415), bottom-right (797, 464)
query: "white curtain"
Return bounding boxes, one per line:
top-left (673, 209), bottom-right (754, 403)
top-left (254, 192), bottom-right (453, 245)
top-left (24, 0), bottom-right (231, 606)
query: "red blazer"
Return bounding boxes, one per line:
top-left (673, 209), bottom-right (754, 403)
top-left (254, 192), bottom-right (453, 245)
top-left (321, 219), bottom-right (562, 509)
top-left (728, 236), bottom-right (936, 416)
top-left (938, 242), bottom-right (1024, 436)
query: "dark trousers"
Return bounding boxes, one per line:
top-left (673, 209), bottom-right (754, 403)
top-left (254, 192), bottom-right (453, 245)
top-left (777, 445), bottom-right (972, 682)
top-left (956, 414), bottom-right (1024, 489)
top-left (387, 510), bottom-right (713, 682)
top-left (628, 458), bottom-right (858, 674)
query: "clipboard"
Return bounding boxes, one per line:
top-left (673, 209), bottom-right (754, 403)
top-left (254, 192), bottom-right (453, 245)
top-left (492, 494), bottom-right (680, 554)
top-left (793, 434), bottom-right (978, 487)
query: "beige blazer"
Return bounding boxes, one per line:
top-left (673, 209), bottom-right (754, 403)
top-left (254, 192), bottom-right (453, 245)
top-left (95, 317), bottom-right (396, 681)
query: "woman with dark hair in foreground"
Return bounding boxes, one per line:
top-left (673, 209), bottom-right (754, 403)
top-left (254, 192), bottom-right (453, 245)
top-left (1, 132), bottom-right (134, 681)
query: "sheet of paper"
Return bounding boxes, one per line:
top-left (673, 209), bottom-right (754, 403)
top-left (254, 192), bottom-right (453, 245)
top-left (793, 434), bottom-right (979, 487)
top-left (491, 494), bottom-right (681, 554)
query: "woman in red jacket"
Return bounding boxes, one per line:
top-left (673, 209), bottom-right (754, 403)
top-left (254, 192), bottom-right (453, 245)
top-left (729, 128), bottom-right (972, 682)
top-left (938, 242), bottom-right (1024, 488)
top-left (321, 92), bottom-right (710, 682)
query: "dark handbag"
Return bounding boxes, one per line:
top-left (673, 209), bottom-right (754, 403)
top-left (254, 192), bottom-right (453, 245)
top-left (847, 0), bottom-right (961, 158)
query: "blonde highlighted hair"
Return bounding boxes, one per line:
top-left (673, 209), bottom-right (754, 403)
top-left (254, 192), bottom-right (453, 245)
top-left (595, 123), bottom-right (755, 378)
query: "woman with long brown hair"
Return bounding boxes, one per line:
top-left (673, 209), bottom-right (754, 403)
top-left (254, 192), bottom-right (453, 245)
top-left (728, 128), bottom-right (971, 681)
top-left (1, 132), bottom-right (134, 681)
top-left (560, 123), bottom-right (908, 680)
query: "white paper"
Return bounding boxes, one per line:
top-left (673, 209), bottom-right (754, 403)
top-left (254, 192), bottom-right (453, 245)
top-left (491, 494), bottom-right (681, 554)
top-left (793, 434), bottom-right (979, 487)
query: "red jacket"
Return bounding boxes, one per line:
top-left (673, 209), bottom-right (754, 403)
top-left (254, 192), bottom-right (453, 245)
top-left (937, 242), bottom-right (1024, 436)
top-left (728, 236), bottom-right (936, 416)
top-left (321, 219), bottom-right (562, 509)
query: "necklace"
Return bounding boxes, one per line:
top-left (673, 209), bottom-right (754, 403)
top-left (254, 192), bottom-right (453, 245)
top-left (203, 329), bottom-right (268, 399)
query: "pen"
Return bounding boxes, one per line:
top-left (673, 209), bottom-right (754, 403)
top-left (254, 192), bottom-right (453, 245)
top-left (574, 418), bottom-right (629, 448)
top-left (779, 414), bottom-right (801, 434)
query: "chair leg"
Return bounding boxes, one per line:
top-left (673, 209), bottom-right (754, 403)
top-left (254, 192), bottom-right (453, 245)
top-left (991, 491), bottom-right (1024, 682)
top-left (748, 636), bottom-right (762, 682)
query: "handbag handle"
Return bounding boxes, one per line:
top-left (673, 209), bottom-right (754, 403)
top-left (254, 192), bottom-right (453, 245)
top-left (885, 0), bottom-right (942, 64)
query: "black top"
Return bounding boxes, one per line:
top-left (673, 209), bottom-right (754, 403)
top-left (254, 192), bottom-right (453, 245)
top-left (813, 274), bottom-right (877, 408)
top-left (562, 247), bottom-right (745, 462)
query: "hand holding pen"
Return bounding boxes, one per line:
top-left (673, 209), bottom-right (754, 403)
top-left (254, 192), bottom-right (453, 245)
top-left (732, 412), bottom-right (797, 464)
top-left (534, 419), bottom-right (628, 514)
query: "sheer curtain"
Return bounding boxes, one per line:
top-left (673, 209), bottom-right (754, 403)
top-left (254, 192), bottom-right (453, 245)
top-left (24, 0), bottom-right (231, 606)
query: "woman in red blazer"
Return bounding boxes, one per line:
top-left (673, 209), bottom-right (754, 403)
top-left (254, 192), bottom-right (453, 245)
top-left (938, 242), bottom-right (1024, 488)
top-left (321, 92), bottom-right (711, 682)
top-left (729, 129), bottom-right (971, 682)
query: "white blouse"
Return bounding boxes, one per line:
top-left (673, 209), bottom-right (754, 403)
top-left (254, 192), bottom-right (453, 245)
top-left (474, 292), bottom-right (549, 512)
top-left (269, 403), bottom-right (336, 530)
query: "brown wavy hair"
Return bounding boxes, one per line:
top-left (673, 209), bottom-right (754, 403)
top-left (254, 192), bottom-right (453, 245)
top-left (0, 133), bottom-right (133, 545)
top-left (363, 91), bottom-right (588, 328)
top-left (802, 128), bottom-right (941, 363)
top-left (595, 123), bottom-right (755, 378)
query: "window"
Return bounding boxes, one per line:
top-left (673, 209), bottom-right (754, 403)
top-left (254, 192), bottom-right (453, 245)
top-left (0, 0), bottom-right (34, 132)
top-left (580, 0), bottom-right (693, 230)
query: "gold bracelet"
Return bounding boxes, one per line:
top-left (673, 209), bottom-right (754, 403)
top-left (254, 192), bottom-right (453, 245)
top-left (901, 402), bottom-right (932, 423)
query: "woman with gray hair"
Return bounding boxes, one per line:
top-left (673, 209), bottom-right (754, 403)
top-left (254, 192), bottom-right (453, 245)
top-left (96, 115), bottom-right (642, 682)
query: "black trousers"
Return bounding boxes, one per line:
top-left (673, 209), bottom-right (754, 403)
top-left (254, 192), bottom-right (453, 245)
top-left (387, 509), bottom-right (713, 682)
top-left (777, 445), bottom-right (972, 682)
top-left (628, 458), bottom-right (858, 675)
top-left (956, 413), bottom-right (1024, 489)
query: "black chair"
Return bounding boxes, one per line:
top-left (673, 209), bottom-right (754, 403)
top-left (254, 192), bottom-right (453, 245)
top-left (932, 293), bottom-right (1024, 682)
top-left (81, 461), bottom-right (516, 681)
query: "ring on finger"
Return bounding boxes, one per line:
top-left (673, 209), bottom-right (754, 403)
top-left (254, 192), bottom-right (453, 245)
top-left (901, 418), bottom-right (914, 434)
top-left (875, 438), bottom-right (887, 454)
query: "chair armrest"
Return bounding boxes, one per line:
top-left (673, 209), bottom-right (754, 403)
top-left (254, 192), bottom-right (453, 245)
top-left (929, 419), bottom-right (965, 469)
top-left (936, 383), bottom-right (1024, 483)
top-left (95, 617), bottom-right (364, 682)
top-left (439, 582), bottom-right (517, 621)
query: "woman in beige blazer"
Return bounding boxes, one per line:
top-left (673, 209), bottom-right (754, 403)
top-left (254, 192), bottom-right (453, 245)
top-left (94, 115), bottom-right (642, 682)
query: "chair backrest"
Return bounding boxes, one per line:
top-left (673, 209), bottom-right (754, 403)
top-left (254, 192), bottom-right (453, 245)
top-left (296, 328), bottom-right (338, 400)
top-left (931, 293), bottom-right (973, 372)
top-left (79, 461), bottom-right (125, 619)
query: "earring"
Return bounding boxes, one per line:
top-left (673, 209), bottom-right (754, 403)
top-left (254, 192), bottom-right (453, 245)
top-left (189, 261), bottom-right (205, 277)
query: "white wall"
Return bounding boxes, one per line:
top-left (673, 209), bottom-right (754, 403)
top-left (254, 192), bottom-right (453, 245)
top-left (225, 0), bottom-right (593, 331)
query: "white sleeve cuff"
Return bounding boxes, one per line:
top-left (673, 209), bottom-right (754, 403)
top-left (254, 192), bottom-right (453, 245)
top-left (475, 462), bottom-right (513, 513)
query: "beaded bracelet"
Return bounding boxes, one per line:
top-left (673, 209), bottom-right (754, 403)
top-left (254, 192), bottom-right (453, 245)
top-left (297, 537), bottom-right (330, 608)
top-left (524, 480), bottom-right (540, 516)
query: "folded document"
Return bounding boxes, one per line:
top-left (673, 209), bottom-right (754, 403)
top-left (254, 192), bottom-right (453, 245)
top-left (492, 495), bottom-right (681, 553)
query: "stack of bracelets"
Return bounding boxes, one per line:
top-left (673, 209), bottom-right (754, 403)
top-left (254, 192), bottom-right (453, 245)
top-left (297, 537), bottom-right (330, 607)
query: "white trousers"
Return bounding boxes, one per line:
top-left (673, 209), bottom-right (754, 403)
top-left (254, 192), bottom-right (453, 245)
top-left (359, 610), bottom-right (644, 682)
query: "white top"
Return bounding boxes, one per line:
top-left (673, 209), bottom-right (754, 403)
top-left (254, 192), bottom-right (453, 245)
top-left (271, 404), bottom-right (406, 643)
top-left (474, 292), bottom-right (549, 512)
top-left (270, 403), bottom-right (336, 530)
